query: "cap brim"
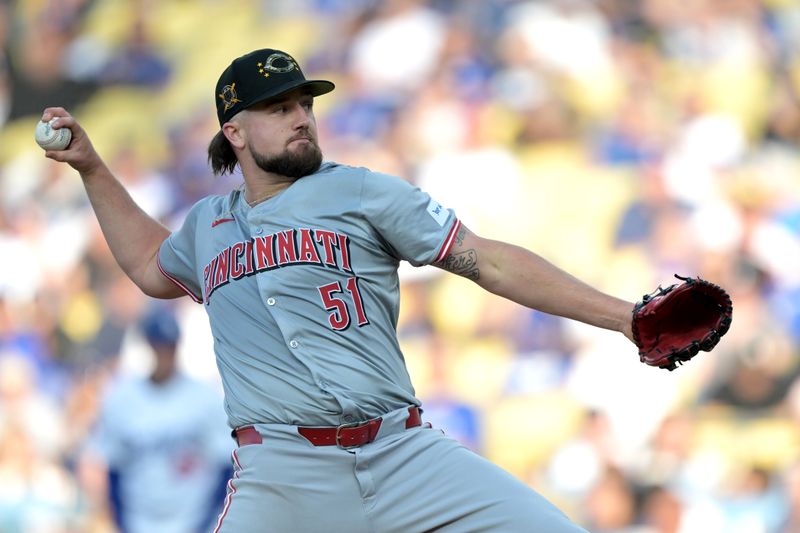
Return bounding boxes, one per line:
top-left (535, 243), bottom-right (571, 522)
top-left (249, 79), bottom-right (335, 108)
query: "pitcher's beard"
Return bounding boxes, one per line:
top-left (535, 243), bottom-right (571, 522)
top-left (252, 142), bottom-right (323, 179)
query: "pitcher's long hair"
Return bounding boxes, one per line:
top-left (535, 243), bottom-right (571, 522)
top-left (208, 130), bottom-right (237, 176)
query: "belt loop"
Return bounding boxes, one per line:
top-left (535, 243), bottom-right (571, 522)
top-left (234, 426), bottom-right (263, 446)
top-left (406, 406), bottom-right (422, 429)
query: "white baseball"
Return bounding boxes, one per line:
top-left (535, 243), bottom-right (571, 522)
top-left (35, 119), bottom-right (72, 151)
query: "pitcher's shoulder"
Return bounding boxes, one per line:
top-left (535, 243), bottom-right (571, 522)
top-left (175, 190), bottom-right (244, 230)
top-left (198, 189), bottom-right (246, 214)
top-left (317, 161), bottom-right (367, 177)
top-left (315, 161), bottom-right (399, 185)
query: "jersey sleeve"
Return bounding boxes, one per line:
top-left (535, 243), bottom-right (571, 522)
top-left (361, 172), bottom-right (461, 267)
top-left (158, 203), bottom-right (204, 303)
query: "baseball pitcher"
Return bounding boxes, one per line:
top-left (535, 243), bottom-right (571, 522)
top-left (41, 48), bottom-right (730, 532)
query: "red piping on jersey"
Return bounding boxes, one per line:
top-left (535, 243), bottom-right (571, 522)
top-left (157, 254), bottom-right (203, 303)
top-left (434, 219), bottom-right (462, 263)
top-left (212, 217), bottom-right (236, 228)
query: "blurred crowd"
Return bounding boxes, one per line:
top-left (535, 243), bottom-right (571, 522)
top-left (0, 0), bottom-right (799, 531)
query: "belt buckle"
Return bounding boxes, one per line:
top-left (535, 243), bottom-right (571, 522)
top-left (335, 421), bottom-right (364, 450)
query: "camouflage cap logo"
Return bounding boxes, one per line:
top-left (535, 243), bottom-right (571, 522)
top-left (257, 52), bottom-right (298, 78)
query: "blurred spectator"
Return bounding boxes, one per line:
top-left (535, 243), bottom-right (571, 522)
top-left (7, 11), bottom-right (98, 121)
top-left (0, 295), bottom-right (69, 401)
top-left (0, 354), bottom-right (82, 532)
top-left (78, 305), bottom-right (231, 533)
top-left (583, 465), bottom-right (640, 532)
top-left (542, 410), bottom-right (619, 501)
top-left (696, 466), bottom-right (789, 533)
top-left (347, 0), bottom-right (447, 94)
top-left (705, 351), bottom-right (798, 413)
top-left (0, 354), bottom-right (66, 462)
top-left (99, 9), bottom-right (171, 89)
top-left (0, 421), bottom-right (85, 533)
top-left (638, 485), bottom-right (685, 533)
top-left (629, 414), bottom-right (696, 490)
top-left (505, 0), bottom-right (616, 82)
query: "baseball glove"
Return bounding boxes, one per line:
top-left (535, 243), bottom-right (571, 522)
top-left (632, 275), bottom-right (733, 371)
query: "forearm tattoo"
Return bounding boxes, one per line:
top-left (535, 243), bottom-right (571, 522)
top-left (439, 226), bottom-right (480, 281)
top-left (454, 225), bottom-right (466, 247)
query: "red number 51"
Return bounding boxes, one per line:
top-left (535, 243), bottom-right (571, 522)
top-left (317, 277), bottom-right (370, 331)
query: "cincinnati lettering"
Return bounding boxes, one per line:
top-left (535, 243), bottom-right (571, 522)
top-left (203, 228), bottom-right (353, 303)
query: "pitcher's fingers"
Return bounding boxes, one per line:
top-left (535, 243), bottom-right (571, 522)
top-left (41, 107), bottom-right (71, 123)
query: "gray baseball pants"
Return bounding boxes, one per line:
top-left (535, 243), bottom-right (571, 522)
top-left (214, 406), bottom-right (588, 532)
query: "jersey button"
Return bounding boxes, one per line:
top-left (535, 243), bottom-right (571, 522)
top-left (289, 339), bottom-right (299, 349)
top-left (267, 297), bottom-right (276, 306)
top-left (255, 227), bottom-right (264, 235)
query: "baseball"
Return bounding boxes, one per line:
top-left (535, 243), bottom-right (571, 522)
top-left (35, 119), bottom-right (72, 151)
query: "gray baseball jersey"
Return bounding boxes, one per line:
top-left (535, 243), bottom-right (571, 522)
top-left (158, 162), bottom-right (461, 429)
top-left (158, 162), bottom-right (588, 532)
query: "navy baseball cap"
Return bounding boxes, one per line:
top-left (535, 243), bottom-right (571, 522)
top-left (215, 48), bottom-right (335, 125)
top-left (139, 307), bottom-right (180, 346)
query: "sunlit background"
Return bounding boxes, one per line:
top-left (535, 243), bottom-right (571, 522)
top-left (1, 0), bottom-right (799, 531)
